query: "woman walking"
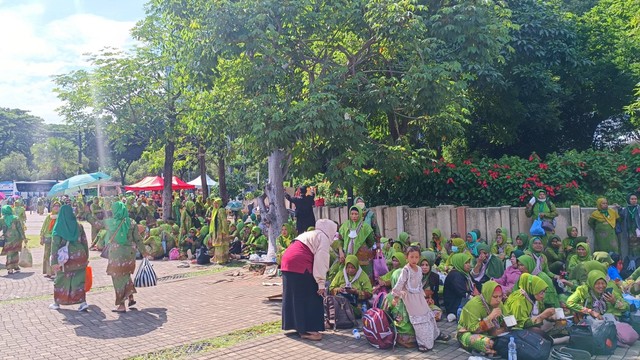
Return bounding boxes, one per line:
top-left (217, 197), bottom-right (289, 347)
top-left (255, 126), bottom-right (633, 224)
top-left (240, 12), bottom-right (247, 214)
top-left (1, 205), bottom-right (27, 274)
top-left (106, 202), bottom-right (151, 313)
top-left (40, 200), bottom-right (60, 278)
top-left (49, 204), bottom-right (89, 311)
top-left (281, 219), bottom-right (338, 341)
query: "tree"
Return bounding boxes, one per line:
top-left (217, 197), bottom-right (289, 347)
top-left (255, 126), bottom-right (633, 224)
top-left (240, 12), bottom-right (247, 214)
top-left (0, 152), bottom-right (30, 180)
top-left (31, 138), bottom-right (84, 180)
top-left (0, 108), bottom-right (44, 162)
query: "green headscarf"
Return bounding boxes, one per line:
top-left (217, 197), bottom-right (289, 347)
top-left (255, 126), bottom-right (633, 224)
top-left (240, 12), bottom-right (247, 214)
top-left (396, 232), bottom-right (410, 247)
top-left (107, 201), bottom-right (131, 245)
top-left (236, 220), bottom-right (245, 233)
top-left (339, 205), bottom-right (373, 253)
top-left (587, 270), bottom-right (607, 290)
top-left (517, 254), bottom-right (536, 273)
top-left (515, 233), bottom-right (529, 250)
top-left (575, 242), bottom-right (592, 261)
top-left (149, 228), bottom-right (160, 237)
top-left (1, 205), bottom-right (16, 227)
top-left (521, 273), bottom-right (548, 295)
top-left (458, 280), bottom-right (505, 333)
top-left (185, 200), bottom-right (195, 212)
top-left (450, 253), bottom-right (472, 274)
top-left (391, 253), bottom-right (408, 268)
top-left (593, 251), bottom-right (613, 266)
top-left (451, 237), bottom-right (466, 252)
top-left (528, 237), bottom-right (544, 255)
top-left (51, 204), bottom-right (79, 243)
top-left (391, 267), bottom-right (401, 288)
top-left (421, 250), bottom-right (437, 265)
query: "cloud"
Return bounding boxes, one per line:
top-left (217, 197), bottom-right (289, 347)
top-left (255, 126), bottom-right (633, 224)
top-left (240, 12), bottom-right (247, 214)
top-left (0, 3), bottom-right (138, 123)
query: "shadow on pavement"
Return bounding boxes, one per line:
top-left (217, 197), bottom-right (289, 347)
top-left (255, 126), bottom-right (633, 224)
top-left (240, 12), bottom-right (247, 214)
top-left (59, 306), bottom-right (168, 339)
top-left (1, 271), bottom-right (35, 280)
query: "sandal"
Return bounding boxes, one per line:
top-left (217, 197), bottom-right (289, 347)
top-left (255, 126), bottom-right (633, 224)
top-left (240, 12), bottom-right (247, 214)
top-left (436, 333), bottom-right (451, 341)
top-left (418, 346), bottom-right (432, 352)
top-left (128, 300), bottom-right (137, 307)
top-left (111, 308), bottom-right (127, 313)
top-left (300, 333), bottom-right (322, 341)
top-left (7, 270), bottom-right (14, 275)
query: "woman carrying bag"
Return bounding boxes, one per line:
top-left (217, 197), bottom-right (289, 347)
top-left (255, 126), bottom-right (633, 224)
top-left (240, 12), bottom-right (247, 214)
top-left (105, 202), bottom-right (152, 313)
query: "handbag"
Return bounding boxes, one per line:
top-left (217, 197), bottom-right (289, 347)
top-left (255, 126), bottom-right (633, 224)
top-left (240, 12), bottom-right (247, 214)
top-left (494, 329), bottom-right (553, 360)
top-left (134, 258), bottom-right (157, 287)
top-left (372, 249), bottom-right (389, 281)
top-left (530, 217), bottom-right (546, 236)
top-left (101, 219), bottom-right (125, 259)
top-left (18, 246), bottom-right (33, 267)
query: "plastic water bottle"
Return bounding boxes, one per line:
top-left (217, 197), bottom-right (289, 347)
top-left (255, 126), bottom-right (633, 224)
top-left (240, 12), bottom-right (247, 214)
top-left (508, 336), bottom-right (517, 360)
top-left (352, 329), bottom-right (361, 339)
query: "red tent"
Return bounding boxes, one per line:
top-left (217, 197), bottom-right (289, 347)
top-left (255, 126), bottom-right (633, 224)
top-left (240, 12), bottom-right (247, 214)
top-left (124, 176), bottom-right (196, 191)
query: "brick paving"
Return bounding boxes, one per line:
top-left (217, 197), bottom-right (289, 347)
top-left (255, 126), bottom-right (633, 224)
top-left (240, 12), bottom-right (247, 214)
top-left (0, 213), bottom-right (639, 359)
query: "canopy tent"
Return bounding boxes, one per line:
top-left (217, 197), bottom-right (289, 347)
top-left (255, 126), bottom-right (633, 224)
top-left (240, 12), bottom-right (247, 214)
top-left (124, 176), bottom-right (195, 192)
top-left (187, 174), bottom-right (218, 188)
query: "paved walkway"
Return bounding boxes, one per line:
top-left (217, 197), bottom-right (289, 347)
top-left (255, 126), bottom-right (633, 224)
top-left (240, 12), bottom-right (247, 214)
top-left (0, 213), bottom-right (639, 359)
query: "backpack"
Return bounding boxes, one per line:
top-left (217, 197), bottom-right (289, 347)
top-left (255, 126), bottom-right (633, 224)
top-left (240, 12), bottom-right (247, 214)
top-left (494, 329), bottom-right (552, 360)
top-left (196, 246), bottom-right (210, 265)
top-left (324, 295), bottom-right (356, 330)
top-left (168, 247), bottom-right (180, 260)
top-left (362, 304), bottom-right (396, 349)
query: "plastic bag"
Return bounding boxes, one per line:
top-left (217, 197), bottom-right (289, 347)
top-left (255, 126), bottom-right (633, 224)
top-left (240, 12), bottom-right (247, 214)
top-left (372, 250), bottom-right (389, 281)
top-left (530, 217), bottom-right (546, 236)
top-left (18, 246), bottom-right (33, 267)
top-left (85, 265), bottom-right (93, 292)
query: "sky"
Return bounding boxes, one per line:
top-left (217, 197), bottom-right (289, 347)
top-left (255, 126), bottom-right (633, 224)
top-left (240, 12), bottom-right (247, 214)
top-left (0, 0), bottom-right (146, 123)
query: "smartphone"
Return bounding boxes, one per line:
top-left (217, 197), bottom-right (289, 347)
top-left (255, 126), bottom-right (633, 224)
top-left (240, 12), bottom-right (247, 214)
top-left (605, 287), bottom-right (613, 294)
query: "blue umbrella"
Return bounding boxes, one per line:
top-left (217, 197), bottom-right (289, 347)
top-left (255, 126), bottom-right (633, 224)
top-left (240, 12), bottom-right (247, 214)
top-left (47, 172), bottom-right (112, 197)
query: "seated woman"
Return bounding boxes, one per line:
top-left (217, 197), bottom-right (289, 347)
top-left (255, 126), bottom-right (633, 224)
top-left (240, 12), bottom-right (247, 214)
top-left (471, 243), bottom-right (504, 289)
top-left (420, 254), bottom-right (442, 321)
top-left (570, 260), bottom-right (607, 286)
top-left (514, 233), bottom-right (529, 252)
top-left (180, 227), bottom-right (201, 260)
top-left (144, 228), bottom-right (165, 260)
top-left (525, 237), bottom-right (572, 307)
top-left (382, 269), bottom-right (416, 348)
top-left (375, 253), bottom-right (407, 293)
top-left (505, 273), bottom-right (557, 329)
top-left (465, 231), bottom-right (480, 257)
top-left (493, 250), bottom-right (525, 296)
top-left (337, 206), bottom-right (375, 276)
top-left (567, 270), bottom-right (629, 321)
top-left (244, 226), bottom-right (268, 255)
top-left (457, 281), bottom-right (510, 356)
top-left (329, 255), bottom-right (373, 318)
top-left (563, 226), bottom-right (587, 263)
top-left (490, 231), bottom-right (512, 262)
top-left (430, 228), bottom-right (449, 266)
top-left (544, 235), bottom-right (565, 275)
top-left (567, 242), bottom-right (592, 276)
top-left (443, 253), bottom-right (477, 320)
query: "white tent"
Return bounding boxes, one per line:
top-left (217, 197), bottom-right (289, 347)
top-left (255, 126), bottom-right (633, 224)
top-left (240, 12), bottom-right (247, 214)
top-left (187, 174), bottom-right (218, 188)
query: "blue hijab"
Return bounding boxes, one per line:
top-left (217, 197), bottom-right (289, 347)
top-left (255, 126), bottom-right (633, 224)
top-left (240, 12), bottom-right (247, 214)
top-left (466, 231), bottom-right (479, 256)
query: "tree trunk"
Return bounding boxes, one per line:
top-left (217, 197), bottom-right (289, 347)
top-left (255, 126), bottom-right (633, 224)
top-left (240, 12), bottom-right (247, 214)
top-left (217, 154), bottom-right (228, 204)
top-left (162, 141), bottom-right (175, 222)
top-left (257, 149), bottom-right (289, 259)
top-left (199, 143), bottom-right (208, 199)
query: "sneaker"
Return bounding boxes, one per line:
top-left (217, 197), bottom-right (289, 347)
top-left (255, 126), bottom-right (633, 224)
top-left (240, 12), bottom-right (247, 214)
top-left (49, 303), bottom-right (60, 310)
top-left (78, 302), bottom-right (89, 312)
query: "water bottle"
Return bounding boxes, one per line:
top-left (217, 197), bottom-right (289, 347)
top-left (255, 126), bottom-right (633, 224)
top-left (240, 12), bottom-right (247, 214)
top-left (508, 336), bottom-right (517, 360)
top-left (352, 329), bottom-right (361, 339)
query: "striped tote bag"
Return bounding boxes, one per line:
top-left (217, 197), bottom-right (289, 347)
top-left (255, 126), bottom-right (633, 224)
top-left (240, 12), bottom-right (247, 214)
top-left (134, 258), bottom-right (157, 287)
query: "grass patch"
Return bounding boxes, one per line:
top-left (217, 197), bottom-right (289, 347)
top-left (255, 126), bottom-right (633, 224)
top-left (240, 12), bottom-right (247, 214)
top-left (128, 321), bottom-right (282, 360)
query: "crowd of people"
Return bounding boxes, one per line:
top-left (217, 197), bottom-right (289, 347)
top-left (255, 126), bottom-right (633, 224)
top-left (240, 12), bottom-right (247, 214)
top-left (281, 189), bottom-right (640, 356)
top-left (3, 187), bottom-right (640, 356)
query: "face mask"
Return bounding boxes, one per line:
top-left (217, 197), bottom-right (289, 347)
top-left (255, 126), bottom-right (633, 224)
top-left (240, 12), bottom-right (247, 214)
top-left (355, 202), bottom-right (365, 209)
top-left (451, 246), bottom-right (458, 253)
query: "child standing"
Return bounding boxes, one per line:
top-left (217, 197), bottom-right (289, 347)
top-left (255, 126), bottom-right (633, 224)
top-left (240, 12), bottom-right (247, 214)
top-left (392, 246), bottom-right (450, 352)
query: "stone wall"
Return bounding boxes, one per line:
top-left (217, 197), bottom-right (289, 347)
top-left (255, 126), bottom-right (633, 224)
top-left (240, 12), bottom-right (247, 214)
top-left (316, 205), bottom-right (599, 250)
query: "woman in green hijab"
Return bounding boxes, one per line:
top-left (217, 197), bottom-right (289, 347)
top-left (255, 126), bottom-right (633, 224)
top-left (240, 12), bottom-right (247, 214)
top-left (444, 253), bottom-right (476, 317)
top-left (544, 235), bottom-right (565, 275)
top-left (244, 226), bottom-right (267, 254)
top-left (106, 202), bottom-right (151, 313)
top-left (172, 195), bottom-right (182, 226)
top-left (179, 200), bottom-right (197, 237)
top-left (49, 204), bottom-right (89, 311)
top-left (514, 233), bottom-right (529, 252)
top-left (588, 198), bottom-right (620, 253)
top-left (471, 243), bottom-right (505, 284)
top-left (525, 189), bottom-right (558, 221)
top-left (515, 253), bottom-right (561, 308)
top-left (276, 223), bottom-right (294, 265)
top-left (337, 206), bottom-right (375, 275)
top-left (458, 281), bottom-right (510, 356)
top-left (570, 260), bottom-right (607, 286)
top-left (393, 231), bottom-right (410, 255)
top-left (208, 198), bottom-right (229, 264)
top-left (567, 242), bottom-right (592, 276)
top-left (330, 254), bottom-right (373, 318)
top-left (430, 228), bottom-right (449, 264)
top-left (562, 226), bottom-right (587, 263)
top-left (566, 270), bottom-right (628, 319)
top-left (505, 273), bottom-right (556, 329)
top-left (144, 228), bottom-right (165, 259)
top-left (382, 268), bottom-right (416, 348)
top-left (1, 205), bottom-right (27, 274)
top-left (376, 252), bottom-right (407, 289)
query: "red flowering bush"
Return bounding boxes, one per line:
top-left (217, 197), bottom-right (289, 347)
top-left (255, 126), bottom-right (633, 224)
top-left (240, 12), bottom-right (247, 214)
top-left (359, 145), bottom-right (640, 207)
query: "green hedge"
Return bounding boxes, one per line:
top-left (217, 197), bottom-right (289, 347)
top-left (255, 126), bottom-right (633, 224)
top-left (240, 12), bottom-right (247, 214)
top-left (359, 145), bottom-right (640, 208)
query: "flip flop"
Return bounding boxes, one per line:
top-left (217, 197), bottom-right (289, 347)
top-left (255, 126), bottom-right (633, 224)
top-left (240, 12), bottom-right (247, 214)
top-left (128, 300), bottom-right (137, 307)
top-left (111, 308), bottom-right (126, 313)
